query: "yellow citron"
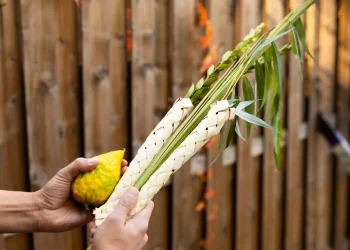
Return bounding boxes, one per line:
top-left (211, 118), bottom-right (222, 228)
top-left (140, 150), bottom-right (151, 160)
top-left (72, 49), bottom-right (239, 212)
top-left (72, 149), bottom-right (125, 210)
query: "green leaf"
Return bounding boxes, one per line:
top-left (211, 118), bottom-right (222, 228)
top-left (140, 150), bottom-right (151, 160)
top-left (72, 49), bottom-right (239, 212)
top-left (222, 50), bottom-right (232, 61)
top-left (235, 109), bottom-right (273, 130)
top-left (209, 122), bottom-right (229, 167)
top-left (242, 77), bottom-right (254, 137)
top-left (272, 116), bottom-right (283, 168)
top-left (235, 122), bottom-right (246, 142)
top-left (236, 100), bottom-right (255, 112)
top-left (184, 83), bottom-right (195, 98)
top-left (294, 18), bottom-right (313, 58)
top-left (216, 63), bottom-right (230, 71)
top-left (207, 65), bottom-right (215, 75)
top-left (250, 29), bottom-right (293, 57)
top-left (196, 78), bottom-right (204, 90)
top-left (263, 47), bottom-right (277, 120)
top-left (290, 24), bottom-right (302, 61)
top-left (255, 61), bottom-right (265, 113)
top-left (226, 119), bottom-right (236, 147)
top-left (204, 75), bottom-right (218, 86)
top-left (272, 42), bottom-right (283, 101)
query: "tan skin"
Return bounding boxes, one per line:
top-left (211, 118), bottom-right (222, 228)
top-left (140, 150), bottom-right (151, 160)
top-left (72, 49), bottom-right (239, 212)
top-left (0, 157), bottom-right (154, 250)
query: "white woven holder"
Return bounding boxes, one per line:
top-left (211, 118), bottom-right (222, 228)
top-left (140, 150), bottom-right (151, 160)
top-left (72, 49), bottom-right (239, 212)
top-left (94, 98), bottom-right (193, 225)
top-left (128, 100), bottom-right (236, 216)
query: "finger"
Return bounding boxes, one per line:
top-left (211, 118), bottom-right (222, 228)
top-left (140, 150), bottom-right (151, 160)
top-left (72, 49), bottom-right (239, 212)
top-left (121, 166), bottom-right (128, 175)
top-left (142, 234), bottom-right (148, 244)
top-left (110, 187), bottom-right (139, 222)
top-left (59, 157), bottom-right (99, 181)
top-left (130, 201), bottom-right (154, 225)
top-left (121, 159), bottom-right (128, 167)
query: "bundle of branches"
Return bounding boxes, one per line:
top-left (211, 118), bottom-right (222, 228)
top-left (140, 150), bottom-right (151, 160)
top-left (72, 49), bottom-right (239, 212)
top-left (93, 0), bottom-right (315, 230)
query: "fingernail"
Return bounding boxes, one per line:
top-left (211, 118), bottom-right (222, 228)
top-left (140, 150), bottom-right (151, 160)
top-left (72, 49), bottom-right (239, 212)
top-left (126, 187), bottom-right (138, 198)
top-left (87, 158), bottom-right (99, 166)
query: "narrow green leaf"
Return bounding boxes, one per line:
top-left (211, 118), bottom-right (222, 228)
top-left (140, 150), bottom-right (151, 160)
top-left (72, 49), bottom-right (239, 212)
top-left (294, 18), bottom-right (313, 58)
top-left (184, 83), bottom-right (195, 98)
top-left (236, 100), bottom-right (255, 112)
top-left (243, 77), bottom-right (254, 137)
top-left (250, 29), bottom-right (293, 57)
top-left (235, 109), bottom-right (273, 130)
top-left (210, 122), bottom-right (230, 167)
top-left (204, 75), bottom-right (218, 86)
top-left (226, 119), bottom-right (236, 147)
top-left (263, 48), bottom-right (277, 120)
top-left (255, 61), bottom-right (265, 112)
top-left (290, 24), bottom-right (302, 61)
top-left (272, 116), bottom-right (283, 168)
top-left (207, 65), bottom-right (215, 75)
top-left (196, 78), bottom-right (204, 90)
top-left (272, 42), bottom-right (283, 101)
top-left (222, 50), bottom-right (232, 61)
top-left (235, 122), bottom-right (246, 142)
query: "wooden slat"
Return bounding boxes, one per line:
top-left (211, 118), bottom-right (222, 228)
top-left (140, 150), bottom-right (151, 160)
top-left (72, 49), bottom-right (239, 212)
top-left (206, 0), bottom-right (234, 249)
top-left (235, 0), bottom-right (261, 249)
top-left (0, 235), bottom-right (5, 250)
top-left (0, 2), bottom-right (31, 249)
top-left (20, 0), bottom-right (83, 249)
top-left (315, 0), bottom-right (337, 249)
top-left (285, 0), bottom-right (305, 249)
top-left (172, 1), bottom-right (204, 249)
top-left (334, 0), bottom-right (350, 249)
top-left (3, 234), bottom-right (31, 250)
top-left (262, 1), bottom-right (285, 249)
top-left (305, 2), bottom-right (319, 249)
top-left (130, 0), bottom-right (170, 248)
top-left (144, 188), bottom-right (170, 249)
top-left (82, 0), bottom-right (128, 158)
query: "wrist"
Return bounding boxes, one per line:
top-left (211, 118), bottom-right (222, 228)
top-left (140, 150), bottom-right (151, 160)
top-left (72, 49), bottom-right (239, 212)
top-left (0, 190), bottom-right (41, 233)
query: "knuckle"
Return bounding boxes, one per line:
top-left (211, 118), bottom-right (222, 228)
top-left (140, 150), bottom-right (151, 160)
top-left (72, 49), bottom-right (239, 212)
top-left (120, 198), bottom-right (135, 211)
top-left (138, 222), bottom-right (149, 235)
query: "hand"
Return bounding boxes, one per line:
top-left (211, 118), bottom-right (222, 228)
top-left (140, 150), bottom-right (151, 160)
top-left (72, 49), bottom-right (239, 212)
top-left (91, 188), bottom-right (154, 250)
top-left (34, 157), bottom-right (128, 232)
top-left (87, 166), bottom-right (128, 242)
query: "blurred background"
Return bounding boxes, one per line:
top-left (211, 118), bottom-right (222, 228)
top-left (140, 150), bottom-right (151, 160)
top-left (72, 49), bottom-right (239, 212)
top-left (0, 0), bottom-right (349, 250)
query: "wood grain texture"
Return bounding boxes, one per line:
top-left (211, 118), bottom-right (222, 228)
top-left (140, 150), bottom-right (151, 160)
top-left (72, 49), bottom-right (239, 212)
top-left (235, 0), bottom-right (261, 250)
top-left (20, 0), bottom-right (83, 249)
top-left (82, 0), bottom-right (128, 158)
top-left (285, 0), bottom-right (305, 249)
top-left (131, 0), bottom-right (170, 249)
top-left (315, 0), bottom-right (337, 249)
top-left (334, 0), bottom-right (350, 249)
top-left (262, 1), bottom-right (285, 249)
top-left (0, 1), bottom-right (31, 249)
top-left (3, 234), bottom-right (31, 250)
top-left (305, 2), bottom-right (319, 249)
top-left (206, 0), bottom-right (234, 249)
top-left (171, 1), bottom-right (204, 249)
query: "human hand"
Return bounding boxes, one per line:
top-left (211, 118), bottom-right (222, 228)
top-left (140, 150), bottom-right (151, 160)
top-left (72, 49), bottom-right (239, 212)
top-left (34, 157), bottom-right (128, 232)
top-left (91, 187), bottom-right (154, 250)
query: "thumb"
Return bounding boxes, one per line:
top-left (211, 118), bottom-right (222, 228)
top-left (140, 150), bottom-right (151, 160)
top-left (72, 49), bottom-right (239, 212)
top-left (58, 157), bottom-right (99, 182)
top-left (112, 187), bottom-right (139, 221)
